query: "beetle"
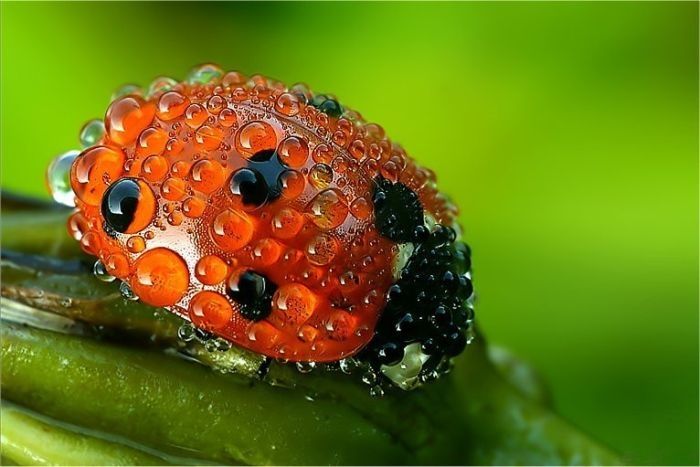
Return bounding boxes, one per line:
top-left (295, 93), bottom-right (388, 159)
top-left (56, 65), bottom-right (475, 390)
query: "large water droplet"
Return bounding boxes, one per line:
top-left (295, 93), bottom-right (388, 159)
top-left (79, 120), bottom-right (105, 147)
top-left (46, 150), bottom-right (79, 207)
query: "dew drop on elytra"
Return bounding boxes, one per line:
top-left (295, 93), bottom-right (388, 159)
top-left (46, 150), bottom-right (79, 207)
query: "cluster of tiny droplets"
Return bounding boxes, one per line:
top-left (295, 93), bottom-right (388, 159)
top-left (48, 64), bottom-right (468, 394)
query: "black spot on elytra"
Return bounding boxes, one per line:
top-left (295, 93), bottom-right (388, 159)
top-left (229, 149), bottom-right (288, 209)
top-left (101, 178), bottom-right (139, 233)
top-left (309, 94), bottom-right (343, 118)
top-left (372, 177), bottom-right (425, 243)
top-left (227, 269), bottom-right (277, 321)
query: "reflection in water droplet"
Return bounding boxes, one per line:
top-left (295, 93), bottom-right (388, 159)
top-left (275, 92), bottom-right (301, 116)
top-left (369, 385), bottom-right (385, 398)
top-left (46, 150), bottom-right (79, 207)
top-left (119, 281), bottom-right (139, 300)
top-left (305, 233), bottom-right (340, 266)
top-left (309, 164), bottom-right (333, 189)
top-left (307, 189), bottom-right (348, 230)
top-left (235, 121), bottom-right (277, 157)
top-left (79, 120), bottom-right (105, 147)
top-left (277, 136), bottom-right (309, 168)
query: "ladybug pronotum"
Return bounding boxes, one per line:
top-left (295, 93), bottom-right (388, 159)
top-left (47, 65), bottom-right (475, 391)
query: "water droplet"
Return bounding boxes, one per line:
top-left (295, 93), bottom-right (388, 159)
top-left (105, 253), bottom-right (129, 278)
top-left (350, 196), bottom-right (371, 220)
top-left (269, 283), bottom-right (318, 327)
top-left (157, 91), bottom-right (190, 121)
top-left (206, 94), bottom-right (226, 114)
top-left (466, 326), bottom-right (476, 345)
top-left (190, 159), bottom-right (225, 193)
top-left (142, 155), bottom-right (169, 182)
top-left (271, 208), bottom-right (304, 239)
top-left (130, 248), bottom-right (189, 306)
top-left (60, 298), bottom-right (73, 308)
top-left (275, 92), bottom-right (301, 116)
top-left (296, 361), bottom-right (316, 373)
top-left (127, 236), bottom-right (146, 253)
top-left (218, 108), bottom-right (237, 127)
top-left (211, 208), bottom-right (255, 252)
top-left (178, 323), bottom-right (196, 342)
top-left (309, 164), bottom-right (333, 189)
top-left (120, 281), bottom-right (139, 301)
top-left (199, 124), bottom-right (225, 151)
top-left (339, 358), bottom-right (358, 374)
top-left (79, 120), bottom-right (105, 147)
top-left (362, 370), bottom-right (377, 385)
top-left (369, 385), bottom-right (385, 398)
top-left (278, 170), bottom-right (305, 200)
top-left (187, 64), bottom-right (223, 85)
top-left (195, 255), bottom-right (229, 285)
top-left (312, 144), bottom-right (333, 164)
top-left (307, 189), bottom-right (348, 230)
top-left (46, 150), bottom-right (79, 207)
top-left (213, 338), bottom-right (232, 351)
top-left (146, 76), bottom-right (178, 98)
top-left (111, 84), bottom-right (142, 101)
top-left (93, 260), bottom-right (115, 282)
top-left (184, 103), bottom-right (207, 128)
top-left (235, 121), bottom-right (277, 157)
top-left (106, 95), bottom-right (156, 145)
top-left (305, 233), bottom-right (340, 266)
top-left (136, 127), bottom-right (168, 157)
top-left (277, 136), bottom-right (309, 168)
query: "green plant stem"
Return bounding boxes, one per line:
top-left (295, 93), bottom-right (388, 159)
top-left (0, 403), bottom-right (167, 466)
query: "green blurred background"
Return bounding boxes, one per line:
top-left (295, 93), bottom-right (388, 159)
top-left (1, 2), bottom-right (697, 464)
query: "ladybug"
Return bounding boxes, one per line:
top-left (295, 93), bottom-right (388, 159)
top-left (49, 65), bottom-right (475, 390)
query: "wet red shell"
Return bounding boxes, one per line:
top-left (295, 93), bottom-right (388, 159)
top-left (67, 66), bottom-right (457, 362)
